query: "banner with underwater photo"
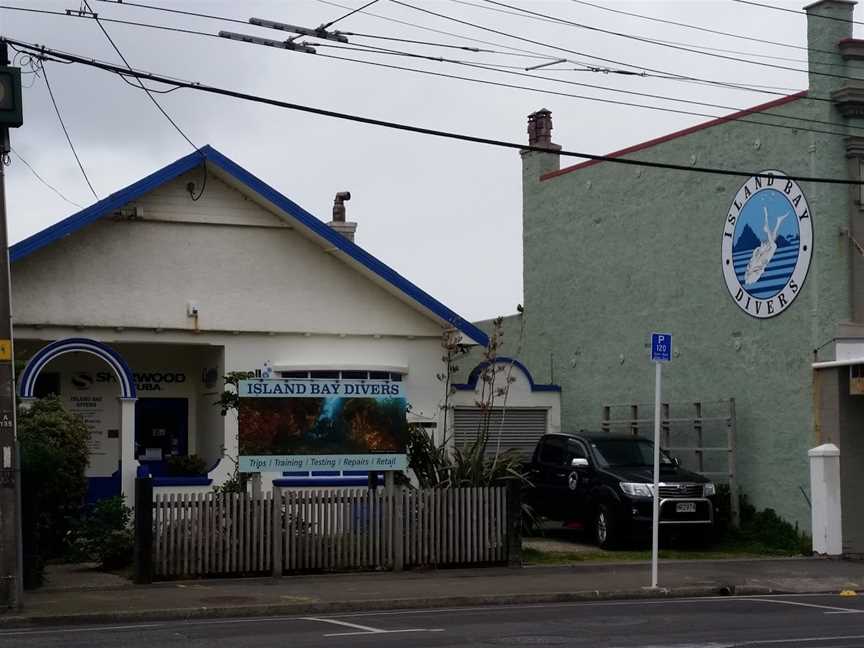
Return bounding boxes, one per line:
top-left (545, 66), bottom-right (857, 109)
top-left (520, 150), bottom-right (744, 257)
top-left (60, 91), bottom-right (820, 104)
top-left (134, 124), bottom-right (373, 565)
top-left (237, 379), bottom-right (408, 472)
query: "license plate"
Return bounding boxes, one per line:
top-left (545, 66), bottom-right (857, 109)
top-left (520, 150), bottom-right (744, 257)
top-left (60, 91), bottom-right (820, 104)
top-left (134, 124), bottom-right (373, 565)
top-left (676, 502), bottom-right (697, 513)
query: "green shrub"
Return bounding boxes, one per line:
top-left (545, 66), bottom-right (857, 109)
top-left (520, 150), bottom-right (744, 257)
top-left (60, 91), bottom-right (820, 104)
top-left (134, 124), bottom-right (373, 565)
top-left (165, 454), bottom-right (207, 477)
top-left (714, 487), bottom-right (811, 555)
top-left (70, 496), bottom-right (134, 570)
top-left (18, 397), bottom-right (90, 586)
top-left (407, 423), bottom-right (527, 489)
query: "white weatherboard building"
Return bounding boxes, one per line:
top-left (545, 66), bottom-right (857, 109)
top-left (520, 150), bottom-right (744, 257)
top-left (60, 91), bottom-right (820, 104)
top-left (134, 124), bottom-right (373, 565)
top-left (11, 146), bottom-right (526, 504)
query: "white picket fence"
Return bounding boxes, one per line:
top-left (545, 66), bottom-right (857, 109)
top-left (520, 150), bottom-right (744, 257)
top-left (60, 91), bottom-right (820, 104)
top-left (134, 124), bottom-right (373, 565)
top-left (152, 487), bottom-right (510, 578)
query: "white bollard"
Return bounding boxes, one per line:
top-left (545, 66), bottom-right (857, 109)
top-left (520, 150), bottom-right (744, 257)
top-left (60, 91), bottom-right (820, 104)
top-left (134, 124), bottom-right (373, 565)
top-left (808, 443), bottom-right (843, 556)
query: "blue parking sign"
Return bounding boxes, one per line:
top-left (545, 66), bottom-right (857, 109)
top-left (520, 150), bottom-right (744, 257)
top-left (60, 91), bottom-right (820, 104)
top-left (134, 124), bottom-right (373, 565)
top-left (651, 333), bottom-right (672, 362)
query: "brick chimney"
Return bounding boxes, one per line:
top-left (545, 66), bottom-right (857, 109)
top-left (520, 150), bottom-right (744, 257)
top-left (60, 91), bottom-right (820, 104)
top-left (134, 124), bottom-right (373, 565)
top-left (527, 108), bottom-right (554, 147)
top-left (327, 191), bottom-right (357, 242)
top-left (521, 108), bottom-right (561, 177)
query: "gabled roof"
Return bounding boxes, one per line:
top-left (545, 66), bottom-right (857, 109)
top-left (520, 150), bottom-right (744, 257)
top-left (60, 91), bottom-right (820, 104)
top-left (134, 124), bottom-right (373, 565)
top-left (11, 145), bottom-right (488, 346)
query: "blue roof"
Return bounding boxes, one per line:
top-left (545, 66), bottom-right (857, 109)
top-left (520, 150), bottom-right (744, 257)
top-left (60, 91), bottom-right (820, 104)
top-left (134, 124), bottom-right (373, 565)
top-left (10, 145), bottom-right (488, 346)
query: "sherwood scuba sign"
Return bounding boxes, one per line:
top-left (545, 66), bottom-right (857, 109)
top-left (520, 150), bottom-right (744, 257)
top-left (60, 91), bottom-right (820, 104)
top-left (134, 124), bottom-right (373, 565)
top-left (721, 171), bottom-right (812, 319)
top-left (72, 370), bottom-right (187, 392)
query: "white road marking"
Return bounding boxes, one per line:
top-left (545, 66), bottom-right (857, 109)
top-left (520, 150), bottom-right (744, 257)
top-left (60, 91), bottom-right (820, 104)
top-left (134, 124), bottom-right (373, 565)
top-left (323, 628), bottom-right (445, 637)
top-left (301, 617), bottom-right (385, 633)
top-left (623, 637), bottom-right (864, 648)
top-left (748, 598), bottom-right (864, 614)
top-left (1, 593), bottom-right (861, 637)
top-left (617, 644), bottom-right (734, 648)
top-left (0, 623), bottom-right (163, 637)
top-left (741, 634), bottom-right (864, 645)
top-left (301, 616), bottom-right (444, 638)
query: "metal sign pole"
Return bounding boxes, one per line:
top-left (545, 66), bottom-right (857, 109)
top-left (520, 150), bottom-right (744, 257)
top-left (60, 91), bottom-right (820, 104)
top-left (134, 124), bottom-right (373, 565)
top-left (651, 360), bottom-right (661, 590)
top-left (648, 331), bottom-right (670, 591)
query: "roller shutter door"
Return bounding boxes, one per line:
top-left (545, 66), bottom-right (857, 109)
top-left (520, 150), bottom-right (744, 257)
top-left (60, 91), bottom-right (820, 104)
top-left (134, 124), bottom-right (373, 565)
top-left (453, 408), bottom-right (548, 457)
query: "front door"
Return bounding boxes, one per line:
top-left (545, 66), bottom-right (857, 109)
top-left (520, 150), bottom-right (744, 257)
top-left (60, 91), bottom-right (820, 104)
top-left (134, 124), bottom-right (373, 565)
top-left (135, 398), bottom-right (189, 474)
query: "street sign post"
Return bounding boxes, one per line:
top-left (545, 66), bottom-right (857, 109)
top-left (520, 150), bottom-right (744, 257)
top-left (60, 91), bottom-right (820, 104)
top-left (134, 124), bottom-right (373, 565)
top-left (650, 332), bottom-right (671, 590)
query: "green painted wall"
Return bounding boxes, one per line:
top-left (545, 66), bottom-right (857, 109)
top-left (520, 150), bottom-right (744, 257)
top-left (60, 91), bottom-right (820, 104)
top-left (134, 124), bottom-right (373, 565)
top-left (517, 2), bottom-right (858, 528)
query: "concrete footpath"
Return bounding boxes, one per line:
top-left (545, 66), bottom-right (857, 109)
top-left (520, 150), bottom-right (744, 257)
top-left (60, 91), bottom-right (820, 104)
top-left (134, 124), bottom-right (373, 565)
top-left (4, 557), bottom-right (864, 627)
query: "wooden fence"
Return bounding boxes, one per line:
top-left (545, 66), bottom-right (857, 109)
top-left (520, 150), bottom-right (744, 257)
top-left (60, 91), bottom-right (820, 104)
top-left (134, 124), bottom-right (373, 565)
top-left (147, 485), bottom-right (515, 580)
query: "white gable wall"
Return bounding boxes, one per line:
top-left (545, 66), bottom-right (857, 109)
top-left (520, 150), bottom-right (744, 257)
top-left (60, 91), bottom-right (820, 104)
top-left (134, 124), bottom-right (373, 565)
top-left (11, 169), bottom-right (466, 491)
top-left (11, 174), bottom-right (441, 338)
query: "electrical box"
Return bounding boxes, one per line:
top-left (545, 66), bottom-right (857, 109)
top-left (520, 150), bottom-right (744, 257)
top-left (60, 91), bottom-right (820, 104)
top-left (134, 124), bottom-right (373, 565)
top-left (0, 67), bottom-right (22, 128)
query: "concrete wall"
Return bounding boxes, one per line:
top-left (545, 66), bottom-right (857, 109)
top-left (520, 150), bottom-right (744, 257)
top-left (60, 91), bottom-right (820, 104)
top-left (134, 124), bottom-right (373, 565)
top-left (516, 2), bottom-right (859, 528)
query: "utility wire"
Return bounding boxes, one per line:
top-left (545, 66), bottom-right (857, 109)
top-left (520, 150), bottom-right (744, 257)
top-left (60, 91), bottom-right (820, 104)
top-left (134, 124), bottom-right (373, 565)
top-left (570, 0), bottom-right (835, 56)
top-left (314, 41), bottom-right (841, 134)
top-left (734, 0), bottom-right (864, 27)
top-left (9, 147), bottom-right (83, 209)
top-left (3, 11), bottom-right (846, 139)
top-left (10, 4), bottom-right (854, 136)
top-left (91, 0), bottom-right (573, 64)
top-left (312, 49), bottom-right (860, 139)
top-left (40, 61), bottom-right (98, 199)
top-left (83, 0), bottom-right (811, 95)
top-left (92, 0), bottom-right (250, 27)
top-left (479, 0), bottom-right (863, 83)
top-left (81, 0), bottom-right (200, 155)
top-left (6, 37), bottom-right (864, 186)
top-left (454, 0), bottom-right (827, 66)
top-left (4, 5), bottom-right (806, 103)
top-left (388, 0), bottom-right (817, 97)
top-left (321, 0), bottom-right (381, 29)
top-left (338, 30), bottom-right (546, 58)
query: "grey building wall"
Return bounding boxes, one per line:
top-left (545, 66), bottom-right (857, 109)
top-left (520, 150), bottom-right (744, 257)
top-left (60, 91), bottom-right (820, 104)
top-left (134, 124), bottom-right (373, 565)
top-left (517, 1), bottom-right (860, 528)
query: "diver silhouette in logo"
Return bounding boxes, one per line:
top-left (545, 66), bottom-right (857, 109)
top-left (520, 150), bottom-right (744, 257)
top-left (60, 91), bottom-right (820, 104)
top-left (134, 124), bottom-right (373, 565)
top-left (744, 207), bottom-right (789, 286)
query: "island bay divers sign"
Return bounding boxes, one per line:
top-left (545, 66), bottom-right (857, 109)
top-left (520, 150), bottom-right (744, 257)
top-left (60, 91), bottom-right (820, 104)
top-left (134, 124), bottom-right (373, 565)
top-left (721, 171), bottom-right (813, 319)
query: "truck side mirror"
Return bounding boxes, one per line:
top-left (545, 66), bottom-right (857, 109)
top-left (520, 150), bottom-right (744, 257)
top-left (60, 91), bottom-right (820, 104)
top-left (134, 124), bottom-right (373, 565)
top-left (571, 457), bottom-right (589, 469)
top-left (672, 456), bottom-right (681, 467)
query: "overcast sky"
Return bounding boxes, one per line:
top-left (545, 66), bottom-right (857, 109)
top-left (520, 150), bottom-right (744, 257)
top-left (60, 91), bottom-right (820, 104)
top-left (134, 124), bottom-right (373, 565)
top-left (1, 0), bottom-right (850, 321)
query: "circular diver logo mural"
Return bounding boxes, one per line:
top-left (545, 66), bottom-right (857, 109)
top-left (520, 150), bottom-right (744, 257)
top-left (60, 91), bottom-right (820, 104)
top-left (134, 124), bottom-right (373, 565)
top-left (721, 170), bottom-right (812, 319)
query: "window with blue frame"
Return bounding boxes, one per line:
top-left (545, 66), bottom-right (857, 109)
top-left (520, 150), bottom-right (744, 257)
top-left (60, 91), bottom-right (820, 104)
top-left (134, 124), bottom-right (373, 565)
top-left (276, 369), bottom-right (404, 381)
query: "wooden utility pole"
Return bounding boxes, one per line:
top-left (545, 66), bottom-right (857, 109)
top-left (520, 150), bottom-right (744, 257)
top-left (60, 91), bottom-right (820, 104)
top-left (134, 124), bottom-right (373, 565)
top-left (0, 40), bottom-right (22, 609)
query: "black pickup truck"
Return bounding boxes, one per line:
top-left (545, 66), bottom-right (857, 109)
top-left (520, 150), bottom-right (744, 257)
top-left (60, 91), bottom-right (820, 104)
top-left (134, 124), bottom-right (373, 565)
top-left (524, 432), bottom-right (716, 548)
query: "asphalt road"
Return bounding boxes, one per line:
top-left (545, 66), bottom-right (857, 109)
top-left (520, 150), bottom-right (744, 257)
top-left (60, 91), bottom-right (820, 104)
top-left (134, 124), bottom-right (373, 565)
top-left (3, 594), bottom-right (864, 647)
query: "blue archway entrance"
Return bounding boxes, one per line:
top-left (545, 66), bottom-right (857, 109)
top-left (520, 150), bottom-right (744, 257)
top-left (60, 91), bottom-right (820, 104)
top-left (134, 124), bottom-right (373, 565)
top-left (18, 338), bottom-right (139, 504)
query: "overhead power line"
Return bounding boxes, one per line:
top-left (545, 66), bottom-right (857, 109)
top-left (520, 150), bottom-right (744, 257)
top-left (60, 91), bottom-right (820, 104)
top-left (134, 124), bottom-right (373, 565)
top-left (92, 0), bottom-right (250, 27)
top-left (9, 147), bottom-right (82, 209)
top-left (478, 0), bottom-right (863, 84)
top-left (570, 0), bottom-right (837, 57)
top-left (90, 0), bottom-right (584, 65)
top-left (4, 5), bottom-right (807, 100)
top-left (80, 0), bottom-right (200, 155)
top-left (321, 0), bottom-right (381, 29)
top-left (452, 0), bottom-right (830, 66)
top-left (81, 0), bottom-right (812, 94)
top-left (3, 6), bottom-right (851, 138)
top-left (6, 37), bottom-right (864, 186)
top-left (386, 0), bottom-right (816, 97)
top-left (733, 0), bottom-right (864, 27)
top-left (40, 61), bottom-right (98, 199)
top-left (310, 42), bottom-right (858, 138)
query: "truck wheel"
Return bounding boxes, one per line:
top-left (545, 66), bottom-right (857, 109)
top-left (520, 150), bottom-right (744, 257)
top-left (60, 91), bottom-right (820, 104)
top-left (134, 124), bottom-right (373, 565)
top-left (594, 504), bottom-right (617, 549)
